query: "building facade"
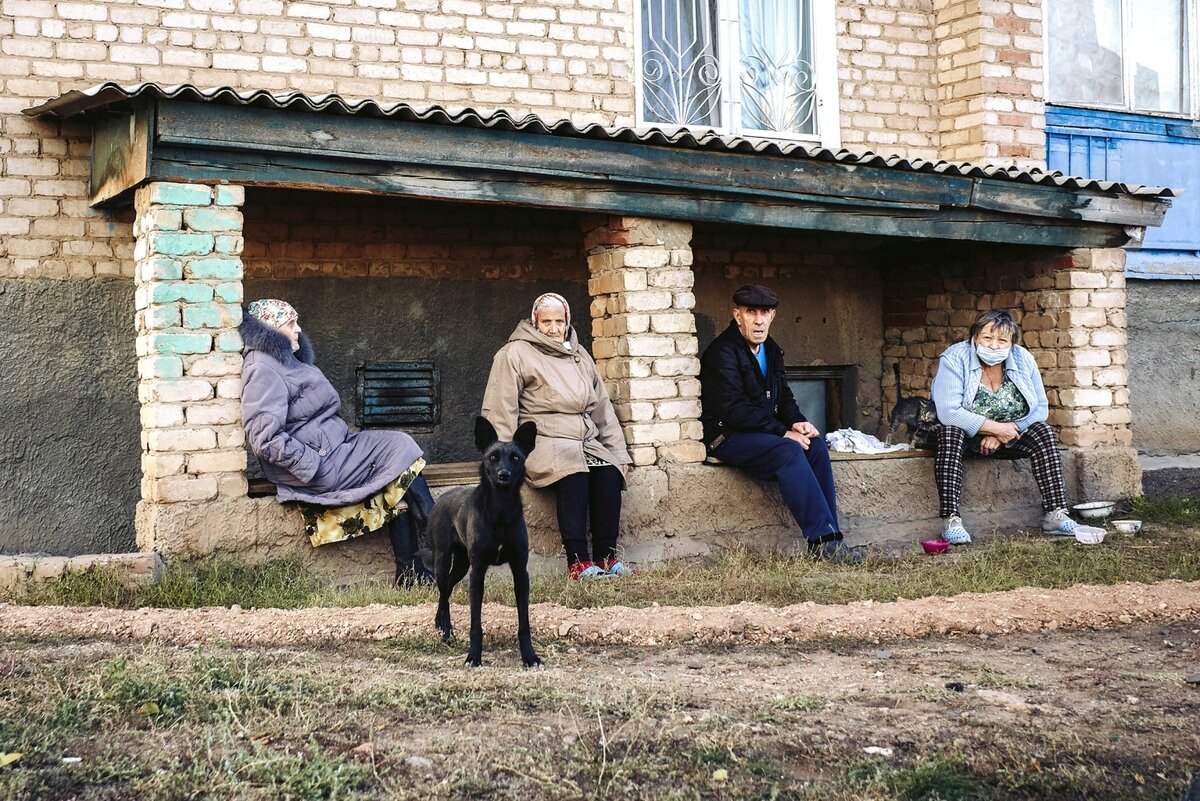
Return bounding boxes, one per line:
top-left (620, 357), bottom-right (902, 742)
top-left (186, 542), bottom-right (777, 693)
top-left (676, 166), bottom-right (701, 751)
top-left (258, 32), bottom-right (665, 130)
top-left (0, 0), bottom-right (1175, 571)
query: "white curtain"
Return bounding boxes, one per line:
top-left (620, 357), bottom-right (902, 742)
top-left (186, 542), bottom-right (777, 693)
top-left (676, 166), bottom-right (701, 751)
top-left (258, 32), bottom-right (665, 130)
top-left (640, 0), bottom-right (723, 127)
top-left (739, 0), bottom-right (816, 135)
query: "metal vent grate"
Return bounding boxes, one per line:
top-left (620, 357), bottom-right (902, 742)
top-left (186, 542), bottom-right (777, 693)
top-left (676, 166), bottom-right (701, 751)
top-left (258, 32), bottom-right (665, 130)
top-left (357, 361), bottom-right (440, 428)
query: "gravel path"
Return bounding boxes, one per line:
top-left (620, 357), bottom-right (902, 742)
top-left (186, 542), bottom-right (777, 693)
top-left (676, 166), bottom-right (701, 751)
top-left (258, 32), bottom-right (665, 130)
top-left (2, 580), bottom-right (1197, 646)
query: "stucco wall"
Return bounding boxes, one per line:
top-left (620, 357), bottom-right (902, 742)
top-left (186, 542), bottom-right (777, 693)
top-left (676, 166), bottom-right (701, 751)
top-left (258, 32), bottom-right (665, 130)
top-left (1127, 278), bottom-right (1200, 456)
top-left (0, 278), bottom-right (139, 555)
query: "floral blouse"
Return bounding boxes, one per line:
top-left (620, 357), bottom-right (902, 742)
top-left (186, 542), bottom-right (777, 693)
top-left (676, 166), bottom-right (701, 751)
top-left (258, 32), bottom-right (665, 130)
top-left (969, 375), bottom-right (1030, 423)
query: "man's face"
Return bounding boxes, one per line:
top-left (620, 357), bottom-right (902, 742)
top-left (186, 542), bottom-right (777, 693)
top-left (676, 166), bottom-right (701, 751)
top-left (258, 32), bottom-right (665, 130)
top-left (733, 305), bottom-right (776, 347)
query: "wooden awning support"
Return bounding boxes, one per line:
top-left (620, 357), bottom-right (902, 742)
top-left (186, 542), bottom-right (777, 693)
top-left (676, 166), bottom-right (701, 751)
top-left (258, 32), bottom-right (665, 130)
top-left (68, 98), bottom-right (1172, 248)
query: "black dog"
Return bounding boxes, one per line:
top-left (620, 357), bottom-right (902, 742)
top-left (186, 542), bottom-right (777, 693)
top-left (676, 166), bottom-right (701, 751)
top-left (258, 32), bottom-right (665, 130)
top-left (424, 416), bottom-right (541, 668)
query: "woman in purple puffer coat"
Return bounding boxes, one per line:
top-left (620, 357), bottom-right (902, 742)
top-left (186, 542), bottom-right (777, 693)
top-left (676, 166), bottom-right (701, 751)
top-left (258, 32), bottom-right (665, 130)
top-left (240, 299), bottom-right (433, 585)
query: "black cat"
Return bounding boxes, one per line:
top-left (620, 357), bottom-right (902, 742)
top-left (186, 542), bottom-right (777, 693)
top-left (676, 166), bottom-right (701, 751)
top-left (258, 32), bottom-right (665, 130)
top-left (886, 362), bottom-right (938, 449)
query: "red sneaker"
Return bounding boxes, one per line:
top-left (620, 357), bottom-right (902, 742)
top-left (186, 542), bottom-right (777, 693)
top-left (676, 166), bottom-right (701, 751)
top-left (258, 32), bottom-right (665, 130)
top-left (568, 561), bottom-right (605, 580)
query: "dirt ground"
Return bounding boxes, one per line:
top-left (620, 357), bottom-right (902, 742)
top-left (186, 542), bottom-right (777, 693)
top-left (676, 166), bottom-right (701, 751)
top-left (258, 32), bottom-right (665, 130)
top-left (3, 616), bottom-right (1199, 800)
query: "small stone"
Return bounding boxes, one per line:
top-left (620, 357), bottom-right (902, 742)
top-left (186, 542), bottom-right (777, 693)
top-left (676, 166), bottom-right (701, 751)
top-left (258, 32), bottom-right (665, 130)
top-left (945, 682), bottom-right (965, 693)
top-left (405, 756), bottom-right (433, 771)
top-left (687, 660), bottom-right (704, 670)
top-left (873, 650), bottom-right (893, 660)
top-left (1184, 672), bottom-right (1200, 685)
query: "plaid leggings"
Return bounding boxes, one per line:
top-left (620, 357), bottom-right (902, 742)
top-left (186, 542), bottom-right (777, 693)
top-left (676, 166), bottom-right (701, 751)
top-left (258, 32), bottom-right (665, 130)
top-left (934, 421), bottom-right (1067, 518)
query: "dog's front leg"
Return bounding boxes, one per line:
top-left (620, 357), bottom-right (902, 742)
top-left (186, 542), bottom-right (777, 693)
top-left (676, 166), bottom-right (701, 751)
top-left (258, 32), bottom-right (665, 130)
top-left (510, 558), bottom-right (541, 668)
top-left (465, 560), bottom-right (487, 667)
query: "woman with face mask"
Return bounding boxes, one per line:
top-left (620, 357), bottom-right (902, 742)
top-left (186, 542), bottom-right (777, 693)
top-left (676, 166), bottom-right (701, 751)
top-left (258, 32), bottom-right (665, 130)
top-left (929, 310), bottom-right (1083, 545)
top-left (240, 299), bottom-right (435, 586)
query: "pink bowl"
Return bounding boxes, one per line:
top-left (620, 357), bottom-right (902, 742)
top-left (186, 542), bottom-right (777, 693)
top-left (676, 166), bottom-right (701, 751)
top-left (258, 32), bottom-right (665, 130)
top-left (920, 539), bottom-right (950, 555)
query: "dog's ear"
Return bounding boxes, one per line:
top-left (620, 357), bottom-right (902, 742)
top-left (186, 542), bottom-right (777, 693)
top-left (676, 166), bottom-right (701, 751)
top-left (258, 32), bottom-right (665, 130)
top-left (513, 420), bottom-right (537, 456)
top-left (474, 416), bottom-right (499, 452)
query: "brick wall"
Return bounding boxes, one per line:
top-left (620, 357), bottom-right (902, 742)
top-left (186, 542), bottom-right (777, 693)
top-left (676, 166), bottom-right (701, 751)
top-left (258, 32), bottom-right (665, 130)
top-left (1, 0), bottom-right (1055, 283)
top-left (836, 0), bottom-right (940, 159)
top-left (933, 0), bottom-right (1046, 166)
top-left (241, 189), bottom-right (587, 281)
top-left (882, 242), bottom-right (1132, 450)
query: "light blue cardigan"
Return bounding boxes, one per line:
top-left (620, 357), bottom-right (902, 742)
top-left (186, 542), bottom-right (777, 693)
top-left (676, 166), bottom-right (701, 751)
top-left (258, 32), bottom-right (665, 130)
top-left (930, 340), bottom-right (1049, 438)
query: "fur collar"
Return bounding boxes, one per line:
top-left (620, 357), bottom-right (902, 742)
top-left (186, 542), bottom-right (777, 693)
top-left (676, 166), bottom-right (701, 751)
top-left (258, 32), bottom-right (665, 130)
top-left (239, 311), bottom-right (315, 366)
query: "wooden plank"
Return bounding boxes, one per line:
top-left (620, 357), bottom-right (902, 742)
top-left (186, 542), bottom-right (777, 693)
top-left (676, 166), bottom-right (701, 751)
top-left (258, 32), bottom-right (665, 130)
top-left (89, 106), bottom-right (152, 208)
top-left (149, 146), bottom-right (1135, 248)
top-left (970, 178), bottom-right (1169, 227)
top-left (153, 101), bottom-right (1169, 226)
top-left (154, 101), bottom-right (972, 211)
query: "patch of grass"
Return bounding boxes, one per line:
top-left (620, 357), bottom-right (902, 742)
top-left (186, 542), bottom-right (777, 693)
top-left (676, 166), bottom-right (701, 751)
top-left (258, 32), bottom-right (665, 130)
top-left (6, 522), bottom-right (1200, 613)
top-left (1131, 494), bottom-right (1200, 526)
top-left (972, 667), bottom-right (1040, 690)
top-left (763, 693), bottom-right (825, 721)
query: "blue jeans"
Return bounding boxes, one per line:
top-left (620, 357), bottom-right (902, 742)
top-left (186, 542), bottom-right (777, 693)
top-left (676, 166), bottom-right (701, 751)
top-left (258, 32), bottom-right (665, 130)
top-left (711, 432), bottom-right (839, 541)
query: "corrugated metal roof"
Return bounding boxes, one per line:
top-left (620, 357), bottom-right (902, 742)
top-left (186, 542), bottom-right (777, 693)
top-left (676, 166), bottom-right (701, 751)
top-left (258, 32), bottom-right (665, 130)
top-left (25, 82), bottom-right (1176, 198)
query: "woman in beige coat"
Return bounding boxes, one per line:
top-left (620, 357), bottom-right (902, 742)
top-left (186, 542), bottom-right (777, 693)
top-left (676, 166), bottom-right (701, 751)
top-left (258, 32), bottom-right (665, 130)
top-left (482, 292), bottom-right (633, 579)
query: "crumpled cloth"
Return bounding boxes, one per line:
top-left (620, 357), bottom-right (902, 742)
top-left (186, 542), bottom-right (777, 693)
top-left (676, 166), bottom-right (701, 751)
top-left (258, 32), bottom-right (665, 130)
top-left (825, 428), bottom-right (913, 454)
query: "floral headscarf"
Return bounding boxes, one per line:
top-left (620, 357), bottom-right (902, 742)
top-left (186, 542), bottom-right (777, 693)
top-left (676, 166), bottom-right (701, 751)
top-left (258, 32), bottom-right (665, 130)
top-left (248, 299), bottom-right (298, 329)
top-left (530, 292), bottom-right (570, 328)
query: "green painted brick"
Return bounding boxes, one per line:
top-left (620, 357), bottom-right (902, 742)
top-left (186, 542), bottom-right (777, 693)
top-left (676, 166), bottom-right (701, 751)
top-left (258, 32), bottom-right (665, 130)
top-left (148, 183), bottom-right (212, 206)
top-left (183, 303), bottom-right (241, 329)
top-left (216, 331), bottom-right (244, 352)
top-left (214, 235), bottom-right (243, 255)
top-left (148, 304), bottom-right (181, 329)
top-left (148, 333), bottom-right (212, 355)
top-left (151, 232), bottom-right (215, 257)
top-left (214, 185), bottom-right (245, 206)
top-left (184, 207), bottom-right (243, 232)
top-left (214, 282), bottom-right (243, 303)
top-left (146, 257), bottom-right (183, 281)
top-left (152, 283), bottom-right (214, 304)
top-left (141, 356), bottom-right (183, 379)
top-left (185, 257), bottom-right (242, 281)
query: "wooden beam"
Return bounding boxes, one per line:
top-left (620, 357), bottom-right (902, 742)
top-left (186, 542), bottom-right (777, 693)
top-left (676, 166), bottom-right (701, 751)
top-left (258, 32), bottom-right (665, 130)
top-left (151, 100), bottom-right (1169, 227)
top-left (148, 146), bottom-right (1133, 248)
top-left (89, 105), bottom-right (152, 207)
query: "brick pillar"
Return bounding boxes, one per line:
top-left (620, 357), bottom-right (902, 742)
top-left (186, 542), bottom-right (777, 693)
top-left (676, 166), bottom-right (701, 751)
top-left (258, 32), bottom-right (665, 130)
top-left (933, 0), bottom-right (1046, 167)
top-left (133, 182), bottom-right (247, 548)
top-left (582, 215), bottom-right (706, 467)
top-left (1026, 247), bottom-right (1139, 499)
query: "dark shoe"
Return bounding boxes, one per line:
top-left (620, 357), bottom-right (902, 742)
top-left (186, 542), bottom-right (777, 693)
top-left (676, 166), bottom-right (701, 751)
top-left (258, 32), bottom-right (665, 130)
top-left (807, 533), bottom-right (866, 565)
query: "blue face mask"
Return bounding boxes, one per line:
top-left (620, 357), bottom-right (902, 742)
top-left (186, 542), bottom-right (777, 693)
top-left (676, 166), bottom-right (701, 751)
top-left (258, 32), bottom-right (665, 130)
top-left (976, 344), bottom-right (1010, 366)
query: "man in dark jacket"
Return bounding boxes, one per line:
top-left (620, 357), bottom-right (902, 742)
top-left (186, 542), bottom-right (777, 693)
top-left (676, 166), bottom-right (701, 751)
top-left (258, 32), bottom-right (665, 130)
top-left (699, 284), bottom-right (861, 562)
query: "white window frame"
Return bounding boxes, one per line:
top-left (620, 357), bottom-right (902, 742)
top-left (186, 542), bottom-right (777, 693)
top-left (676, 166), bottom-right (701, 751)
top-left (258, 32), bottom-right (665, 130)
top-left (633, 0), bottom-right (841, 149)
top-left (1045, 0), bottom-right (1200, 120)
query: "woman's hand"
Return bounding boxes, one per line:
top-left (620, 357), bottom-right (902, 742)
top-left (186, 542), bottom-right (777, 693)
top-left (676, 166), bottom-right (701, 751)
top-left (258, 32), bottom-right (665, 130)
top-left (980, 420), bottom-right (1020, 444)
top-left (978, 434), bottom-right (1002, 455)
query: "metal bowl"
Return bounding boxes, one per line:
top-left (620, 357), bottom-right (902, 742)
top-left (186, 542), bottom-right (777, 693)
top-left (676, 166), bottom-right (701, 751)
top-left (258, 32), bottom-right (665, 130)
top-left (1111, 519), bottom-right (1143, 535)
top-left (1073, 501), bottom-right (1117, 520)
top-left (1074, 527), bottom-right (1106, 545)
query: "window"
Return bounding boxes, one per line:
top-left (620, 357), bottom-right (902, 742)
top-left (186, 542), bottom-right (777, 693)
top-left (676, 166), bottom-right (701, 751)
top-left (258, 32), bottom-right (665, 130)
top-left (636, 0), bottom-right (839, 146)
top-left (1048, 0), bottom-right (1197, 117)
top-left (785, 365), bottom-right (855, 434)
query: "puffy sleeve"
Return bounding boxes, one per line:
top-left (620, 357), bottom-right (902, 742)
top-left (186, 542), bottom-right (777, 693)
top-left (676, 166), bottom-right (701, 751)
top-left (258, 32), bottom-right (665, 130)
top-left (931, 348), bottom-right (986, 437)
top-left (480, 345), bottom-right (522, 442)
top-left (241, 360), bottom-right (321, 483)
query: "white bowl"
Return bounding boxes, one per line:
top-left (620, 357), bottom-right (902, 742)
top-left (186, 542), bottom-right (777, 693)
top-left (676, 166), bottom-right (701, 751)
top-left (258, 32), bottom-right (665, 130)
top-left (1073, 501), bottom-right (1117, 520)
top-left (1074, 526), bottom-right (1106, 545)
top-left (1111, 519), bottom-right (1142, 535)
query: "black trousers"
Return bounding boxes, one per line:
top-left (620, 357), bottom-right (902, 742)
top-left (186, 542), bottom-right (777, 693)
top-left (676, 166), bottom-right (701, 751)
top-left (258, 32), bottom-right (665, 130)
top-left (388, 474), bottom-right (434, 572)
top-left (551, 466), bottom-right (623, 565)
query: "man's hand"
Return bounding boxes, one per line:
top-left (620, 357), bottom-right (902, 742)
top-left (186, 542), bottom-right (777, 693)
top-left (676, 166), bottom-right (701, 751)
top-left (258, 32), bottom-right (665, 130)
top-left (792, 421), bottom-right (820, 438)
top-left (978, 434), bottom-right (1002, 455)
top-left (784, 429), bottom-right (811, 449)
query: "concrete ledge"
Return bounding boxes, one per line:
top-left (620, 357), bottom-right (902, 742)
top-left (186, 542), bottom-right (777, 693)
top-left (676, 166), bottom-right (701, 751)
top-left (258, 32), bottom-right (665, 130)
top-left (0, 552), bottom-right (164, 592)
top-left (134, 445), bottom-right (1140, 581)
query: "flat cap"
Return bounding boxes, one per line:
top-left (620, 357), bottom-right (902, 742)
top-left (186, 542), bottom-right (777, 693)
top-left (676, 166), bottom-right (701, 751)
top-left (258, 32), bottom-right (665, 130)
top-left (732, 284), bottom-right (779, 309)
